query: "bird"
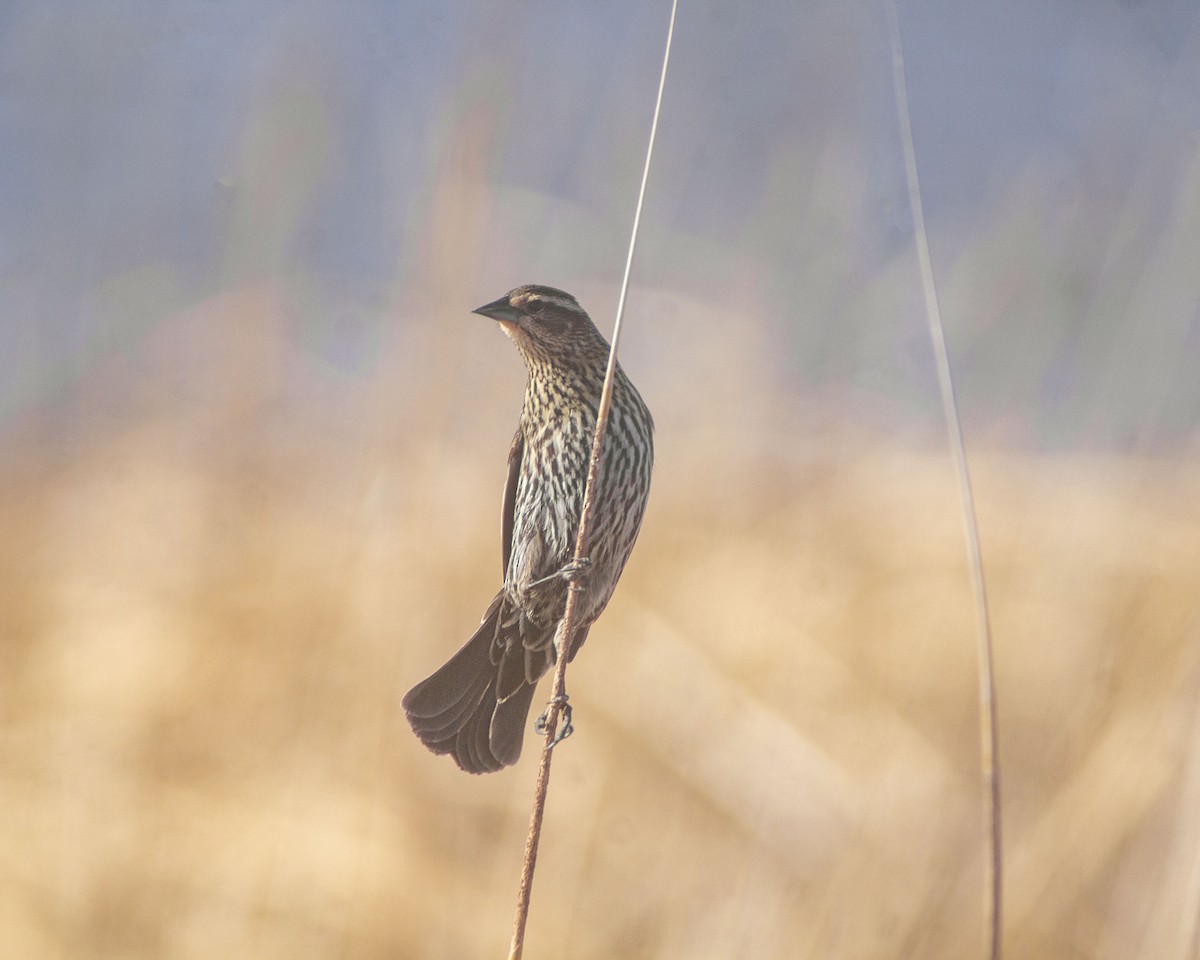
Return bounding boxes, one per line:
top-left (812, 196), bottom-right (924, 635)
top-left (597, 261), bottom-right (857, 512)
top-left (402, 284), bottom-right (654, 774)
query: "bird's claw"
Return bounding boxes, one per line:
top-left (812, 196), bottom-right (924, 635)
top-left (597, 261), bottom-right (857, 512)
top-left (534, 694), bottom-right (574, 748)
top-left (528, 557), bottom-right (592, 589)
top-left (559, 556), bottom-right (592, 583)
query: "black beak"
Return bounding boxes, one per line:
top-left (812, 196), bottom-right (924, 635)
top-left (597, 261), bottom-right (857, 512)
top-left (472, 296), bottom-right (521, 324)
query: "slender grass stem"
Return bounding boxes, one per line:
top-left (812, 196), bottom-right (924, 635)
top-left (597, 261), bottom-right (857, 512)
top-left (884, 3), bottom-right (1003, 958)
top-left (507, 2), bottom-right (678, 957)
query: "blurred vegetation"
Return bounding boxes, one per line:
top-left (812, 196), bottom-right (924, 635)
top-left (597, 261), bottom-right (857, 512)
top-left (4, 4), bottom-right (1200, 957)
top-left (2, 294), bottom-right (1198, 956)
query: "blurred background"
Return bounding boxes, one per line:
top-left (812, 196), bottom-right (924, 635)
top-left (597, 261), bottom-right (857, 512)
top-left (3, 1), bottom-right (1199, 957)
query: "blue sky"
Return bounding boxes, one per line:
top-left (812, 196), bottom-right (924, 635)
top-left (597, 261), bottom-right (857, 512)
top-left (2, 0), bottom-right (1198, 448)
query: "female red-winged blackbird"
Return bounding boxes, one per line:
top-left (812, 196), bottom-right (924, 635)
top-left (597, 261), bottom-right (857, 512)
top-left (403, 285), bottom-right (654, 773)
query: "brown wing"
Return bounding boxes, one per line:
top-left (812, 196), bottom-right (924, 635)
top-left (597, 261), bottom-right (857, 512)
top-left (501, 428), bottom-right (523, 577)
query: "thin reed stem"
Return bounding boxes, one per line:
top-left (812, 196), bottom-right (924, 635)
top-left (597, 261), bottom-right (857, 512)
top-left (884, 3), bottom-right (1003, 959)
top-left (507, 2), bottom-right (679, 957)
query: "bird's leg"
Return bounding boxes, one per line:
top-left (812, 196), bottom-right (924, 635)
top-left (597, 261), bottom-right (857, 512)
top-left (559, 556), bottom-right (592, 583)
top-left (534, 693), bottom-right (574, 747)
top-left (526, 556), bottom-right (592, 589)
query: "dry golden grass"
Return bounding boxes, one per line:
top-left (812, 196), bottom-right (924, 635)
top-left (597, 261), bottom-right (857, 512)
top-left (6, 9), bottom-right (1198, 952)
top-left (3, 373), bottom-right (1198, 960)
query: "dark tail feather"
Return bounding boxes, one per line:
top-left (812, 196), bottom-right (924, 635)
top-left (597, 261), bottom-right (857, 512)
top-left (490, 681), bottom-right (537, 766)
top-left (403, 618), bottom-right (493, 729)
top-left (403, 595), bottom-right (539, 774)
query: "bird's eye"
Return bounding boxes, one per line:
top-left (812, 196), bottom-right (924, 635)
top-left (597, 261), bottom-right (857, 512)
top-left (525, 299), bottom-right (544, 316)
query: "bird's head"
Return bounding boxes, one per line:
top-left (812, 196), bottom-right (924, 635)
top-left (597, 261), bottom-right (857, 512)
top-left (473, 285), bottom-right (606, 366)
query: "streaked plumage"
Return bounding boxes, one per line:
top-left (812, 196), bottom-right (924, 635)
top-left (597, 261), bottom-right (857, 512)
top-left (403, 285), bottom-right (654, 773)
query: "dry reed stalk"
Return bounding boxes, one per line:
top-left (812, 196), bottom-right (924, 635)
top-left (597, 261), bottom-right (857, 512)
top-left (884, 4), bottom-right (1003, 958)
top-left (507, 2), bottom-right (679, 957)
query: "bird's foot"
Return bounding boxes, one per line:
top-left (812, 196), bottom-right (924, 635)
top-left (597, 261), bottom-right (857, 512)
top-left (528, 557), bottom-right (592, 589)
top-left (559, 556), bottom-right (592, 583)
top-left (534, 694), bottom-right (574, 748)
